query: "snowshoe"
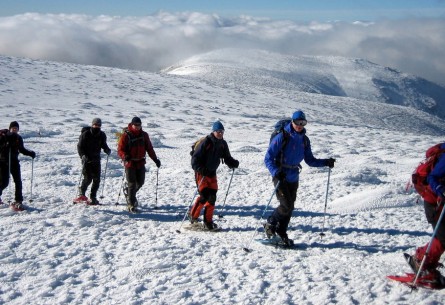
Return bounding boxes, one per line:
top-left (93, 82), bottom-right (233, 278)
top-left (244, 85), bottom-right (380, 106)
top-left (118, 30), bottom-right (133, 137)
top-left (73, 195), bottom-right (89, 204)
top-left (255, 235), bottom-right (297, 249)
top-left (11, 201), bottom-right (26, 212)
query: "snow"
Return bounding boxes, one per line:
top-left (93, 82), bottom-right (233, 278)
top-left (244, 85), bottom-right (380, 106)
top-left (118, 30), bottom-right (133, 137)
top-left (1, 50), bottom-right (445, 304)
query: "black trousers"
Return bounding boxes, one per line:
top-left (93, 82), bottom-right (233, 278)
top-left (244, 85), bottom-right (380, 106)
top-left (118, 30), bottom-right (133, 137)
top-left (0, 160), bottom-right (24, 202)
top-left (424, 201), bottom-right (445, 248)
top-left (269, 178), bottom-right (299, 235)
top-left (125, 166), bottom-right (146, 205)
top-left (80, 161), bottom-right (101, 199)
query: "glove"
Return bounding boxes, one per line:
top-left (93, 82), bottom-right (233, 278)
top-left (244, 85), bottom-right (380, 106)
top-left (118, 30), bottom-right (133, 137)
top-left (81, 155), bottom-right (88, 164)
top-left (29, 151), bottom-right (36, 159)
top-left (198, 167), bottom-right (209, 176)
top-left (155, 158), bottom-right (161, 168)
top-left (104, 148), bottom-right (111, 156)
top-left (274, 171), bottom-right (286, 182)
top-left (326, 158), bottom-right (336, 168)
top-left (230, 160), bottom-right (239, 169)
top-left (124, 155), bottom-right (131, 162)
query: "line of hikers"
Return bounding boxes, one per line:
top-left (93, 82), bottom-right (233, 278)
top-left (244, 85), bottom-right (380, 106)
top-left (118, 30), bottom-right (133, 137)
top-left (2, 110), bottom-right (445, 286)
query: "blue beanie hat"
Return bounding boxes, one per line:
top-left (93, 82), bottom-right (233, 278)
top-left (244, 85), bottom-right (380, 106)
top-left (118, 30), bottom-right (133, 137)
top-left (212, 121), bottom-right (225, 132)
top-left (292, 110), bottom-right (306, 121)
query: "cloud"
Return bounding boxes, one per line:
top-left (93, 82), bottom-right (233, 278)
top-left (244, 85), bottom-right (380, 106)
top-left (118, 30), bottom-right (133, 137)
top-left (0, 12), bottom-right (444, 85)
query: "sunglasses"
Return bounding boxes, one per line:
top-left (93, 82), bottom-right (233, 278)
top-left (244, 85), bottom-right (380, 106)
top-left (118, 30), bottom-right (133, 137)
top-left (132, 123), bottom-right (141, 127)
top-left (292, 120), bottom-right (307, 126)
top-left (215, 130), bottom-right (224, 134)
top-left (92, 124), bottom-right (101, 128)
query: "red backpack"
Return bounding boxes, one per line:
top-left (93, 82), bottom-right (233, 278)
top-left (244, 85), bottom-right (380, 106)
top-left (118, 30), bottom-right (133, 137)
top-left (412, 143), bottom-right (445, 203)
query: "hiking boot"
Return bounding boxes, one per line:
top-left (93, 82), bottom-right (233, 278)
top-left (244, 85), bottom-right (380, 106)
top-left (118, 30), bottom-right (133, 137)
top-left (88, 198), bottom-right (100, 205)
top-left (187, 212), bottom-right (199, 224)
top-left (278, 232), bottom-right (294, 247)
top-left (263, 222), bottom-right (276, 239)
top-left (203, 221), bottom-right (218, 231)
top-left (418, 269), bottom-right (445, 287)
top-left (12, 201), bottom-right (25, 211)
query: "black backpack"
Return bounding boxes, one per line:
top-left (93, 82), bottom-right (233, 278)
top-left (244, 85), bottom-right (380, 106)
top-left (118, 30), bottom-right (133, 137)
top-left (0, 129), bottom-right (9, 151)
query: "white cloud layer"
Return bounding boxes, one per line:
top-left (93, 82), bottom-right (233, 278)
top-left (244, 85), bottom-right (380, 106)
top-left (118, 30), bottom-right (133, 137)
top-left (0, 12), bottom-right (444, 85)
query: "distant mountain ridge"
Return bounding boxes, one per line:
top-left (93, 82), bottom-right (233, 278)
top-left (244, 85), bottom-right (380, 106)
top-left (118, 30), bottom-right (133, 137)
top-left (163, 49), bottom-right (445, 119)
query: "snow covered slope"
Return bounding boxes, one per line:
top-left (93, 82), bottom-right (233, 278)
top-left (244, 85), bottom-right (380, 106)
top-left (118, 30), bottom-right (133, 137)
top-left (164, 48), bottom-right (445, 119)
top-left (1, 54), bottom-right (445, 304)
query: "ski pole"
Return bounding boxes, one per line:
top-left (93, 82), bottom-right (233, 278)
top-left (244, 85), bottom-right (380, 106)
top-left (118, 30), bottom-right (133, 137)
top-left (29, 157), bottom-right (34, 202)
top-left (320, 167), bottom-right (332, 238)
top-left (99, 154), bottom-right (109, 199)
top-left (176, 176), bottom-right (205, 233)
top-left (243, 181), bottom-right (281, 252)
top-left (115, 170), bottom-right (126, 205)
top-left (411, 203), bottom-right (445, 288)
top-left (218, 168), bottom-right (235, 218)
top-left (8, 147), bottom-right (12, 203)
top-left (154, 168), bottom-right (159, 209)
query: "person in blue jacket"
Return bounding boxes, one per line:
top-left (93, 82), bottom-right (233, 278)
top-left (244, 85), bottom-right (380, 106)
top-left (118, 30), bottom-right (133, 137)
top-left (264, 110), bottom-right (335, 246)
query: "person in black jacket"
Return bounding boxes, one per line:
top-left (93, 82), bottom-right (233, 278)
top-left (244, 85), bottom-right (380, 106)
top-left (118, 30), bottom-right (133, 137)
top-left (75, 118), bottom-right (111, 205)
top-left (189, 121), bottom-right (239, 230)
top-left (0, 121), bottom-right (36, 210)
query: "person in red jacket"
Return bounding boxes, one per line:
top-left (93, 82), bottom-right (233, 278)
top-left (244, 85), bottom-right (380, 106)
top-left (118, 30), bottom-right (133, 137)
top-left (117, 117), bottom-right (161, 212)
top-left (405, 143), bottom-right (445, 286)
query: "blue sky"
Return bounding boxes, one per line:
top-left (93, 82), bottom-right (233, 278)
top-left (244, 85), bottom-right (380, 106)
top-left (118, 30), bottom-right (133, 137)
top-left (1, 0), bottom-right (445, 21)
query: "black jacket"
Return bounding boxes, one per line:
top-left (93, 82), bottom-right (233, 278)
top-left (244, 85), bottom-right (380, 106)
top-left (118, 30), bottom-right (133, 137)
top-left (0, 131), bottom-right (33, 163)
top-left (191, 133), bottom-right (237, 176)
top-left (77, 128), bottom-right (110, 163)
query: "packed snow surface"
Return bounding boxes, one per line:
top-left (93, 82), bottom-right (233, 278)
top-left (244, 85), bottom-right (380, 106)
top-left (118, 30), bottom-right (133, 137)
top-left (1, 51), bottom-right (445, 304)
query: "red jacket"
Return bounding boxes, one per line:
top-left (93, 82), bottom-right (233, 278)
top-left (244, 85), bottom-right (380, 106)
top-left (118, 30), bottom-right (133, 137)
top-left (117, 124), bottom-right (157, 169)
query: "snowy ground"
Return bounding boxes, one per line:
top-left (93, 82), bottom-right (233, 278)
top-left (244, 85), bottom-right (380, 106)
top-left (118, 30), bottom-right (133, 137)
top-left (1, 53), bottom-right (445, 304)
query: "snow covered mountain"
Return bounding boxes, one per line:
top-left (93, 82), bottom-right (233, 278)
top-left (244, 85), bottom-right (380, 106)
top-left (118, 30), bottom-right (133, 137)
top-left (1, 53), bottom-right (445, 304)
top-left (164, 48), bottom-right (445, 119)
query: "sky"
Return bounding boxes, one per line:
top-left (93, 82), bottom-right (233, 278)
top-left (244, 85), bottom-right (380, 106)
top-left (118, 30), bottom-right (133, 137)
top-left (0, 1), bottom-right (444, 85)
top-left (1, 0), bottom-right (445, 21)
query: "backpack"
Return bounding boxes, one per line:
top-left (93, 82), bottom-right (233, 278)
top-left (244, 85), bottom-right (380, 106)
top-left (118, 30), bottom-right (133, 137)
top-left (270, 119), bottom-right (307, 170)
top-left (0, 129), bottom-right (9, 152)
top-left (116, 127), bottom-right (145, 154)
top-left (190, 136), bottom-right (209, 157)
top-left (412, 143), bottom-right (445, 202)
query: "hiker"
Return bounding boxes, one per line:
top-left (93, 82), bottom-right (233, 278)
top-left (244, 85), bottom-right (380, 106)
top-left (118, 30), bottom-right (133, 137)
top-left (189, 121), bottom-right (239, 230)
top-left (0, 121), bottom-right (36, 210)
top-left (405, 143), bottom-right (445, 285)
top-left (75, 118), bottom-right (111, 205)
top-left (264, 110), bottom-right (335, 246)
top-left (117, 116), bottom-right (161, 212)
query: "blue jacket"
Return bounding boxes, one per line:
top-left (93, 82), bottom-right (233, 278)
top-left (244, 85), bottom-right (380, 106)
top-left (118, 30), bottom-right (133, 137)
top-left (427, 142), bottom-right (445, 197)
top-left (264, 123), bottom-right (327, 183)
